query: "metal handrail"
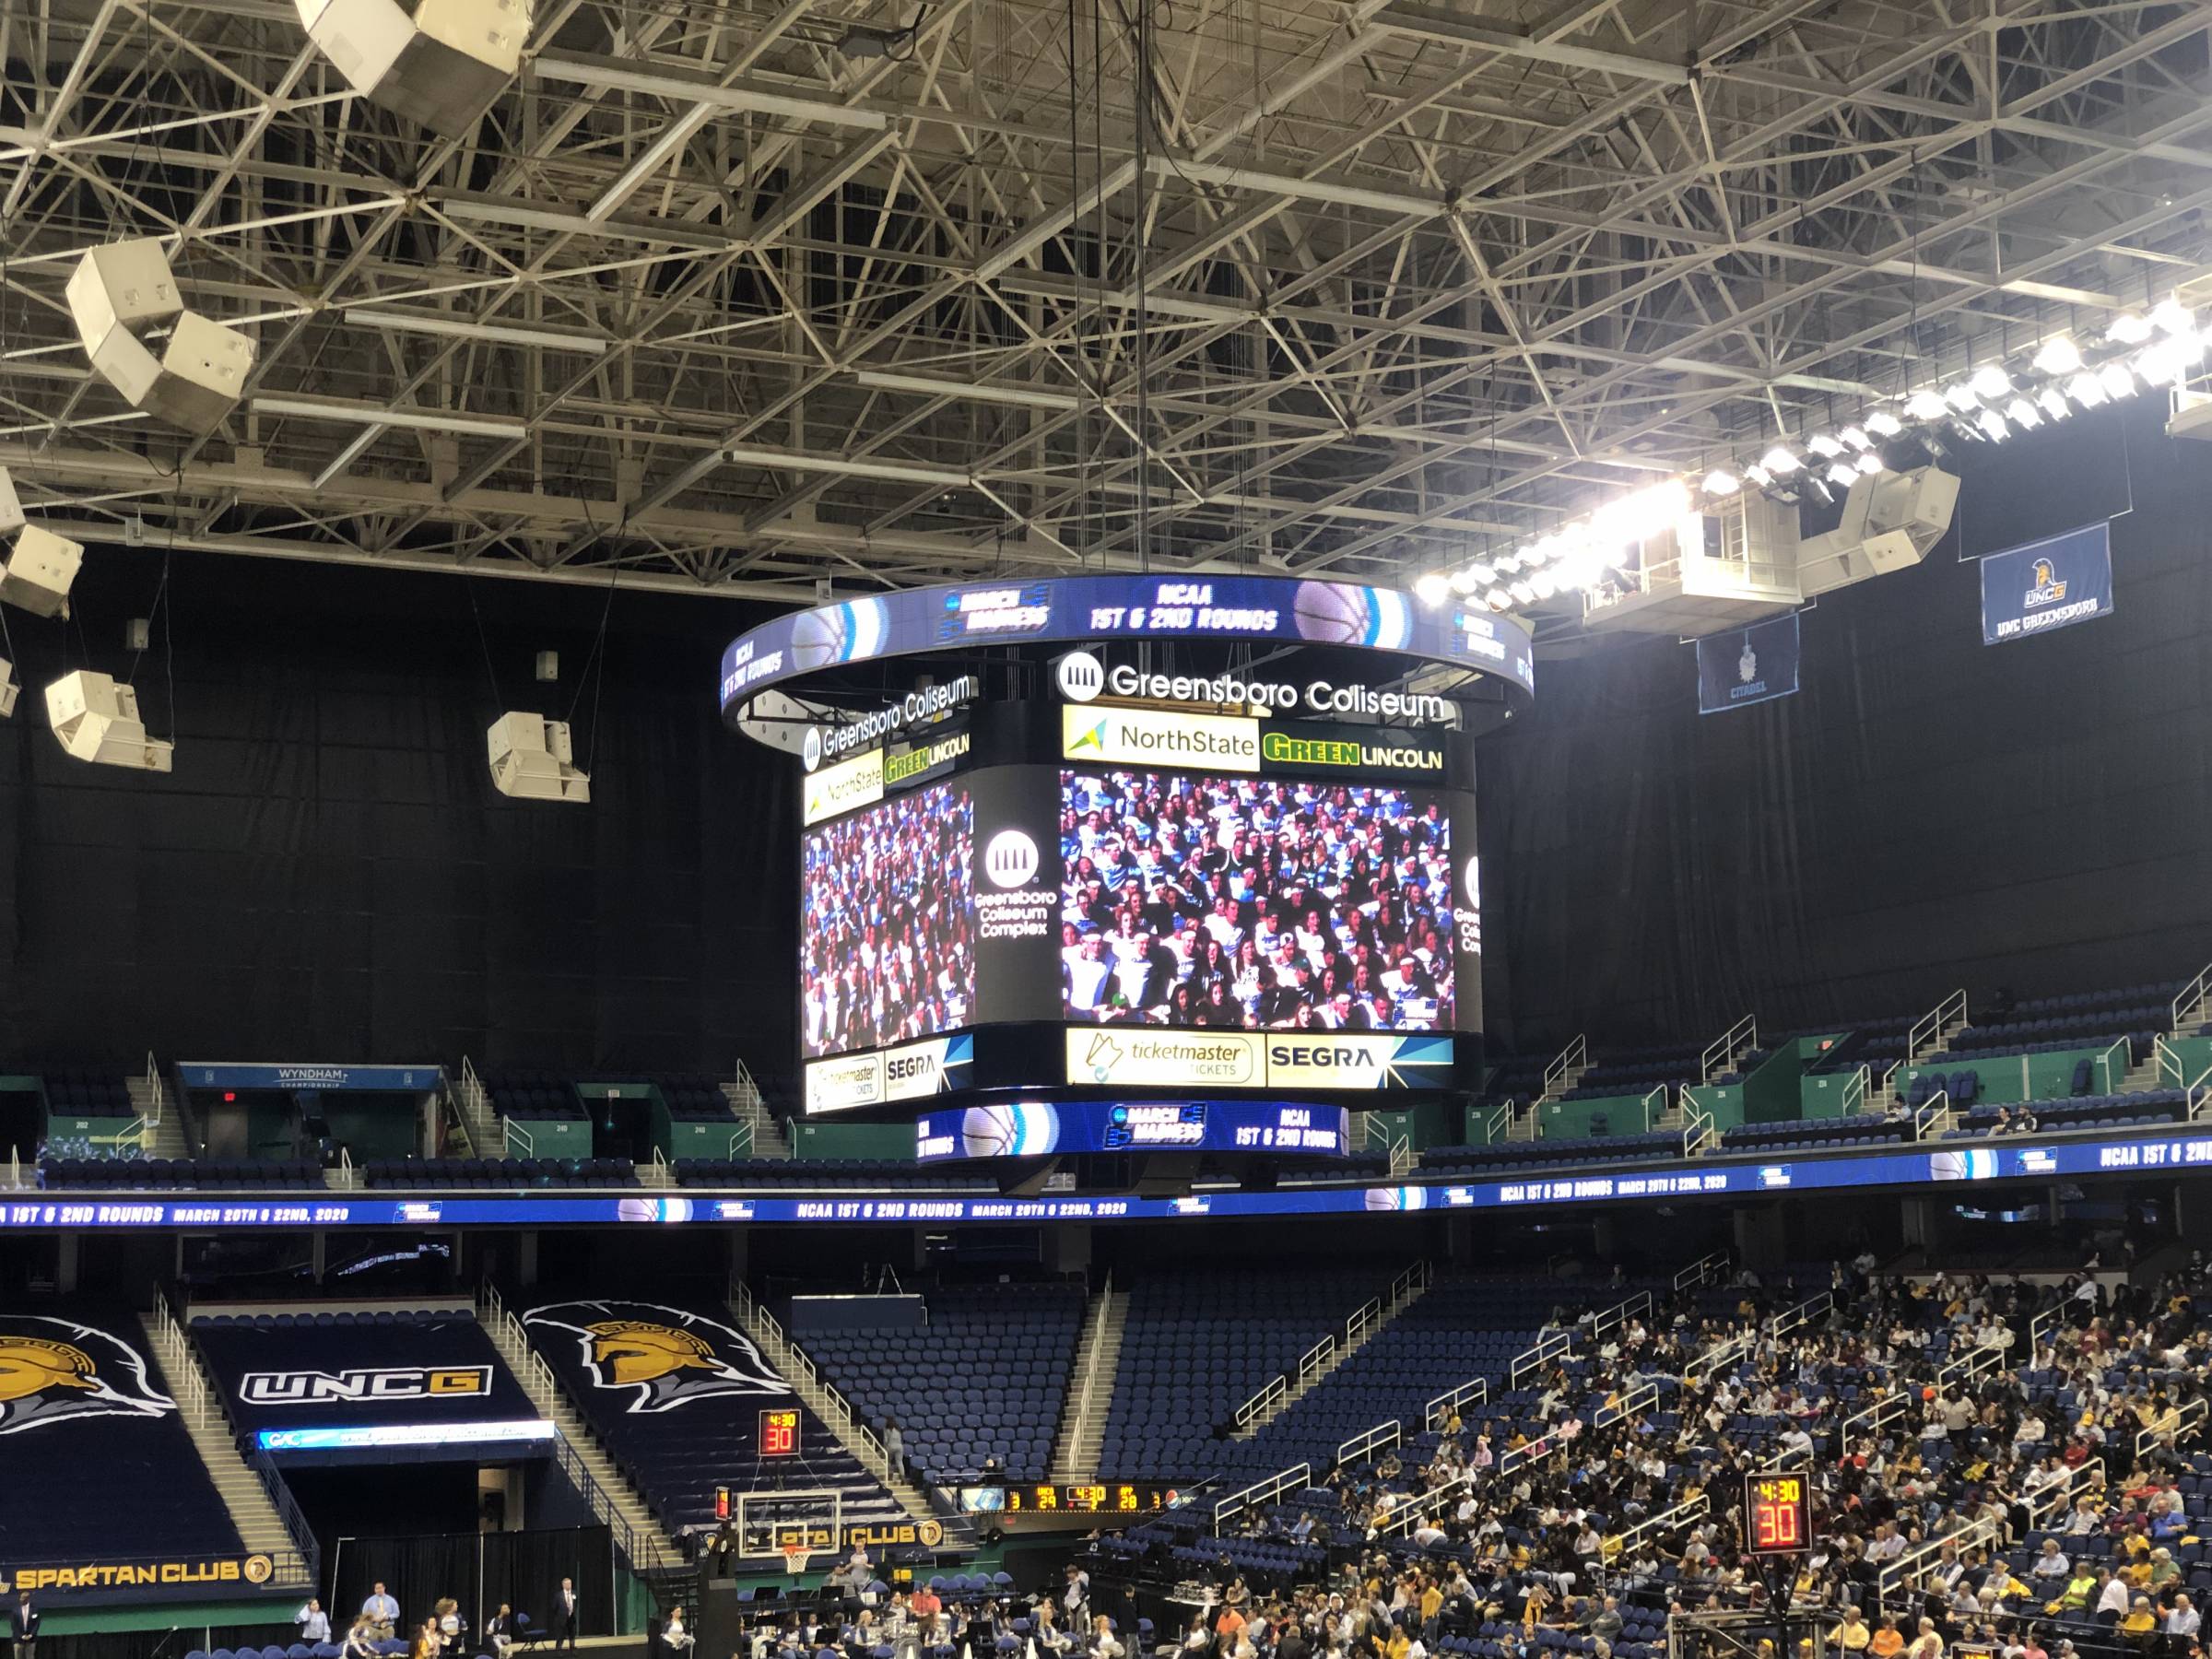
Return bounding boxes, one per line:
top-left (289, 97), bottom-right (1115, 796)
top-left (1479, 1100), bottom-right (1512, 1145)
top-left (2029, 1301), bottom-right (2065, 1351)
top-left (1544, 1035), bottom-right (1589, 1099)
top-left (1837, 1387), bottom-right (1917, 1452)
top-left (1682, 1103), bottom-right (1717, 1156)
top-left (1936, 1325), bottom-right (2010, 1385)
top-left (1841, 1064), bottom-right (1871, 1116)
top-left (1592, 1290), bottom-right (1653, 1340)
top-left (1498, 1429), bottom-right (1555, 1477)
top-left (2193, 1071), bottom-right (2212, 1122)
top-left (2171, 959), bottom-right (2212, 1031)
top-left (1212, 1462), bottom-right (1310, 1528)
top-left (1510, 1327), bottom-right (1574, 1388)
top-left (149, 1295), bottom-right (212, 1430)
top-left (249, 1446), bottom-right (324, 1588)
top-left (1336, 1418), bottom-right (1401, 1469)
top-left (1297, 1334), bottom-right (1335, 1388)
top-left (1063, 1274), bottom-right (1118, 1466)
top-left (1703, 1014), bottom-right (1758, 1084)
top-left (1878, 1517), bottom-right (2001, 1606)
top-left (2029, 1457), bottom-right (2104, 1525)
top-left (1640, 1085), bottom-right (1667, 1134)
top-left (141, 1051), bottom-right (164, 1125)
top-left (1684, 1329), bottom-right (1754, 1388)
top-left (1602, 1492), bottom-right (1707, 1562)
top-left (2096, 1035), bottom-right (2129, 1094)
top-left (1594, 1382), bottom-right (1658, 1429)
top-left (1912, 1089), bottom-right (1952, 1141)
top-left (1674, 1250), bottom-right (1732, 1291)
top-left (1380, 1466), bottom-right (1476, 1536)
top-left (1767, 1292), bottom-right (1832, 1339)
top-left (1909, 989), bottom-right (1968, 1062)
top-left (1234, 1371), bottom-right (1290, 1430)
top-left (2136, 1394), bottom-right (2209, 1458)
top-left (728, 1277), bottom-right (894, 1482)
top-left (1425, 1375), bottom-right (1489, 1431)
top-left (334, 1147), bottom-right (355, 1191)
top-left (479, 1285), bottom-right (676, 1577)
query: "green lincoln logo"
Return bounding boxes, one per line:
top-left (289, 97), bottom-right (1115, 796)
top-left (1261, 734), bottom-right (1360, 767)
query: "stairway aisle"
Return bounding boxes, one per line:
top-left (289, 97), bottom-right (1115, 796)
top-left (1050, 1280), bottom-right (1127, 1481)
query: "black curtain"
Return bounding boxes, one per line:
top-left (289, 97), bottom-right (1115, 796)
top-left (1478, 394), bottom-right (2212, 1053)
top-left (0, 557), bottom-right (798, 1086)
top-left (331, 1523), bottom-right (613, 1641)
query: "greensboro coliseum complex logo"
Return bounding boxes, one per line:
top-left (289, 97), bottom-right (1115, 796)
top-left (0, 1314), bottom-right (176, 1436)
top-left (524, 1300), bottom-right (791, 1415)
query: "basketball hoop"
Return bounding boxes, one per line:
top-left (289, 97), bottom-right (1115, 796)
top-left (781, 1542), bottom-right (816, 1577)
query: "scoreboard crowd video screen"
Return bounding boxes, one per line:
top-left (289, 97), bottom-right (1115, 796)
top-left (1060, 770), bottom-right (1456, 1031)
top-left (800, 782), bottom-right (975, 1060)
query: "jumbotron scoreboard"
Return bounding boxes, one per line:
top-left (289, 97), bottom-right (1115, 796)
top-left (721, 573), bottom-right (1536, 1169)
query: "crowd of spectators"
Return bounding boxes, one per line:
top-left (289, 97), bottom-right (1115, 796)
top-left (1124, 1253), bottom-right (2212, 1659)
top-left (1059, 772), bottom-right (1456, 1030)
top-left (801, 783), bottom-right (975, 1058)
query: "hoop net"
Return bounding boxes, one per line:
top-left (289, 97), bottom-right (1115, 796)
top-left (782, 1542), bottom-right (817, 1576)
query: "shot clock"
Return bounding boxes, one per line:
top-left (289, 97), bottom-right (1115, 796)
top-left (1744, 1472), bottom-right (1810, 1554)
top-left (759, 1407), bottom-right (801, 1458)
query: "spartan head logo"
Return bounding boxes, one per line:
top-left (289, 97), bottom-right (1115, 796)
top-left (0, 1314), bottom-right (176, 1436)
top-left (524, 1300), bottom-right (791, 1415)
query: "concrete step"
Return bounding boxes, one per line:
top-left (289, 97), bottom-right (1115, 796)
top-left (1050, 1287), bottom-right (1128, 1483)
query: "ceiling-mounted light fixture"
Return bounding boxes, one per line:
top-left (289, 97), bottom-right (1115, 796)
top-left (293, 0), bottom-right (531, 137)
top-left (66, 240), bottom-right (255, 437)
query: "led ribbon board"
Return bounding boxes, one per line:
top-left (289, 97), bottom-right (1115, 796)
top-left (720, 574), bottom-right (1535, 722)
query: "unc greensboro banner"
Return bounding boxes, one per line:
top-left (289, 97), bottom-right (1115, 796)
top-left (1696, 612), bottom-right (1800, 714)
top-left (1981, 520), bottom-right (2113, 645)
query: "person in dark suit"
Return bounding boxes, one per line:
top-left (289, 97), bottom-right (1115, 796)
top-left (555, 1578), bottom-right (580, 1650)
top-left (11, 1590), bottom-right (38, 1659)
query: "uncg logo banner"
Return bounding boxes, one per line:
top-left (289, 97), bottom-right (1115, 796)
top-left (1695, 612), bottom-right (1800, 715)
top-left (1981, 519), bottom-right (2113, 645)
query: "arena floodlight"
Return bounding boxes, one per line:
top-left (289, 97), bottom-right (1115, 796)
top-left (45, 670), bottom-right (173, 771)
top-left (1973, 407), bottom-right (2010, 443)
top-left (1806, 433), bottom-right (1842, 458)
top-left (1904, 390), bottom-right (1948, 421)
top-left (1700, 469), bottom-right (1739, 497)
top-left (1940, 382), bottom-right (1979, 413)
top-left (1823, 461), bottom-right (1856, 488)
top-left (1969, 364), bottom-right (2013, 401)
top-left (0, 524), bottom-right (85, 618)
top-left (487, 711), bottom-right (591, 803)
top-left (2003, 397), bottom-right (2041, 429)
top-left (2107, 312), bottom-right (2153, 346)
top-left (1837, 427), bottom-right (1870, 452)
top-left (2032, 336), bottom-right (2082, 377)
top-left (293, 0), bottom-right (531, 138)
top-left (1415, 572), bottom-right (1449, 606)
top-left (2065, 371), bottom-right (2108, 408)
top-left (2097, 361), bottom-right (2136, 400)
top-left (65, 240), bottom-right (255, 437)
top-left (2036, 385), bottom-right (2071, 422)
top-left (1865, 410), bottom-right (1904, 438)
top-left (1853, 451), bottom-right (1886, 475)
top-left (1757, 446), bottom-right (1799, 475)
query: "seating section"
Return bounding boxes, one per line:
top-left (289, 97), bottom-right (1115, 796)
top-left (39, 1065), bottom-right (135, 1118)
top-left (522, 1293), bottom-right (903, 1539)
top-left (1948, 997), bottom-right (2168, 1057)
top-left (359, 1156), bottom-right (635, 1188)
top-left (804, 1286), bottom-right (1085, 1482)
top-left (1720, 1117), bottom-right (1909, 1154)
top-left (1418, 1131), bottom-right (1681, 1177)
top-left (0, 1303), bottom-right (244, 1571)
top-left (656, 1075), bottom-right (739, 1122)
top-left (40, 1156), bottom-right (323, 1190)
top-left (1219, 1275), bottom-right (1562, 1477)
top-left (481, 1069), bottom-right (585, 1123)
top-left (674, 1158), bottom-right (982, 1189)
top-left (1562, 1046), bottom-right (1702, 1100)
top-left (1100, 1267), bottom-right (1397, 1481)
top-left (1947, 1089), bottom-right (2192, 1136)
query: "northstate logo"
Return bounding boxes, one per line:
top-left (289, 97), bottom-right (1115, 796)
top-left (524, 1301), bottom-right (791, 1415)
top-left (0, 1315), bottom-right (176, 1436)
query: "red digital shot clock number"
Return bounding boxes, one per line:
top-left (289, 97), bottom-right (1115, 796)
top-left (759, 1407), bottom-right (801, 1458)
top-left (1744, 1473), bottom-right (1809, 1554)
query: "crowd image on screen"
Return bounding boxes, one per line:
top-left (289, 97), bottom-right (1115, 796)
top-left (1059, 770), bottom-right (1454, 1030)
top-left (801, 783), bottom-right (975, 1058)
